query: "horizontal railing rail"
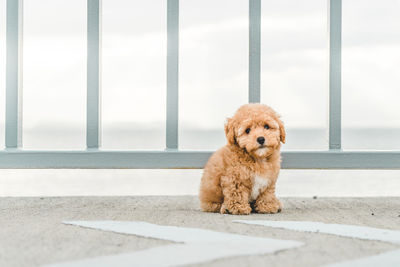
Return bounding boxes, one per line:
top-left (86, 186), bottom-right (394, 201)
top-left (1, 150), bottom-right (400, 169)
top-left (3, 0), bottom-right (400, 169)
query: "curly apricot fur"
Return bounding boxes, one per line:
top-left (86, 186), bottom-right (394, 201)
top-left (199, 104), bottom-right (285, 215)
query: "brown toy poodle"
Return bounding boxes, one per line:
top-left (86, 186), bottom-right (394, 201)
top-left (199, 103), bottom-right (286, 215)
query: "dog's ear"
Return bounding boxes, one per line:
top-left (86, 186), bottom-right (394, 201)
top-left (224, 117), bottom-right (236, 145)
top-left (277, 117), bottom-right (286, 144)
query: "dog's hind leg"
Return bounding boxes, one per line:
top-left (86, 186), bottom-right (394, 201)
top-left (199, 179), bottom-right (223, 213)
top-left (200, 201), bottom-right (222, 213)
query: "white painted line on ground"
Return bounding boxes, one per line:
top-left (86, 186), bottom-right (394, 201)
top-left (44, 221), bottom-right (303, 267)
top-left (63, 220), bottom-right (298, 245)
top-left (323, 249), bottom-right (400, 267)
top-left (234, 220), bottom-right (400, 244)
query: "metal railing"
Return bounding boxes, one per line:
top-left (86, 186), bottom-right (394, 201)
top-left (2, 0), bottom-right (400, 169)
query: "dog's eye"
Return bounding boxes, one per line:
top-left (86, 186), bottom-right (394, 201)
top-left (264, 124), bottom-right (270, 130)
top-left (245, 128), bottom-right (251, 134)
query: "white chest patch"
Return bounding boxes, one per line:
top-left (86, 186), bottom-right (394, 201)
top-left (250, 176), bottom-right (269, 201)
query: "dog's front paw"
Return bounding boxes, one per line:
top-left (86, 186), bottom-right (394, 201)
top-left (254, 199), bottom-right (282, 214)
top-left (220, 202), bottom-right (252, 215)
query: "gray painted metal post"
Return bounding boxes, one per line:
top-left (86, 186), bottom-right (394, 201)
top-left (249, 0), bottom-right (261, 103)
top-left (5, 0), bottom-right (23, 149)
top-left (328, 0), bottom-right (342, 150)
top-left (87, 0), bottom-right (101, 148)
top-left (166, 0), bottom-right (179, 149)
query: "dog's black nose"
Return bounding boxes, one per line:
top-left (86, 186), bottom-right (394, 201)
top-left (257, 136), bottom-right (265, 145)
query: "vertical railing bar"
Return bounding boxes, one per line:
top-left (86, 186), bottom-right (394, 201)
top-left (87, 0), bottom-right (101, 149)
top-left (249, 0), bottom-right (261, 103)
top-left (166, 0), bottom-right (179, 149)
top-left (328, 0), bottom-right (342, 150)
top-left (5, 0), bottom-right (23, 149)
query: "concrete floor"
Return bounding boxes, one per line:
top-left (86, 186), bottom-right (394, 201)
top-left (1, 196), bottom-right (399, 267)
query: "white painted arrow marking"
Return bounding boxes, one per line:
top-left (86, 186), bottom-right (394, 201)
top-left (323, 249), bottom-right (400, 267)
top-left (234, 220), bottom-right (400, 244)
top-left (45, 221), bottom-right (302, 267)
top-left (234, 220), bottom-right (400, 267)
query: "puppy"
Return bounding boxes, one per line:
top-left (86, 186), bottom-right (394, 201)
top-left (199, 103), bottom-right (285, 215)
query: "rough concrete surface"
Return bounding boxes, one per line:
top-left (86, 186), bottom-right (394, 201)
top-left (1, 196), bottom-right (399, 267)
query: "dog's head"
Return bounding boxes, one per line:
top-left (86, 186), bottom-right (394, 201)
top-left (225, 104), bottom-right (285, 158)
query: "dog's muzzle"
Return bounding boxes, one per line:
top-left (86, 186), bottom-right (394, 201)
top-left (257, 136), bottom-right (265, 145)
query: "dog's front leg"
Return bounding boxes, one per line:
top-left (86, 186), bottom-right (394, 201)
top-left (220, 176), bottom-right (252, 215)
top-left (254, 183), bottom-right (282, 214)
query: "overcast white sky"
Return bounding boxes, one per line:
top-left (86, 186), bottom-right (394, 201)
top-left (0, 0), bottom-right (400, 149)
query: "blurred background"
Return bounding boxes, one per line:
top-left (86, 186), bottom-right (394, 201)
top-left (1, 0), bottom-right (400, 197)
top-left (1, 0), bottom-right (400, 151)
